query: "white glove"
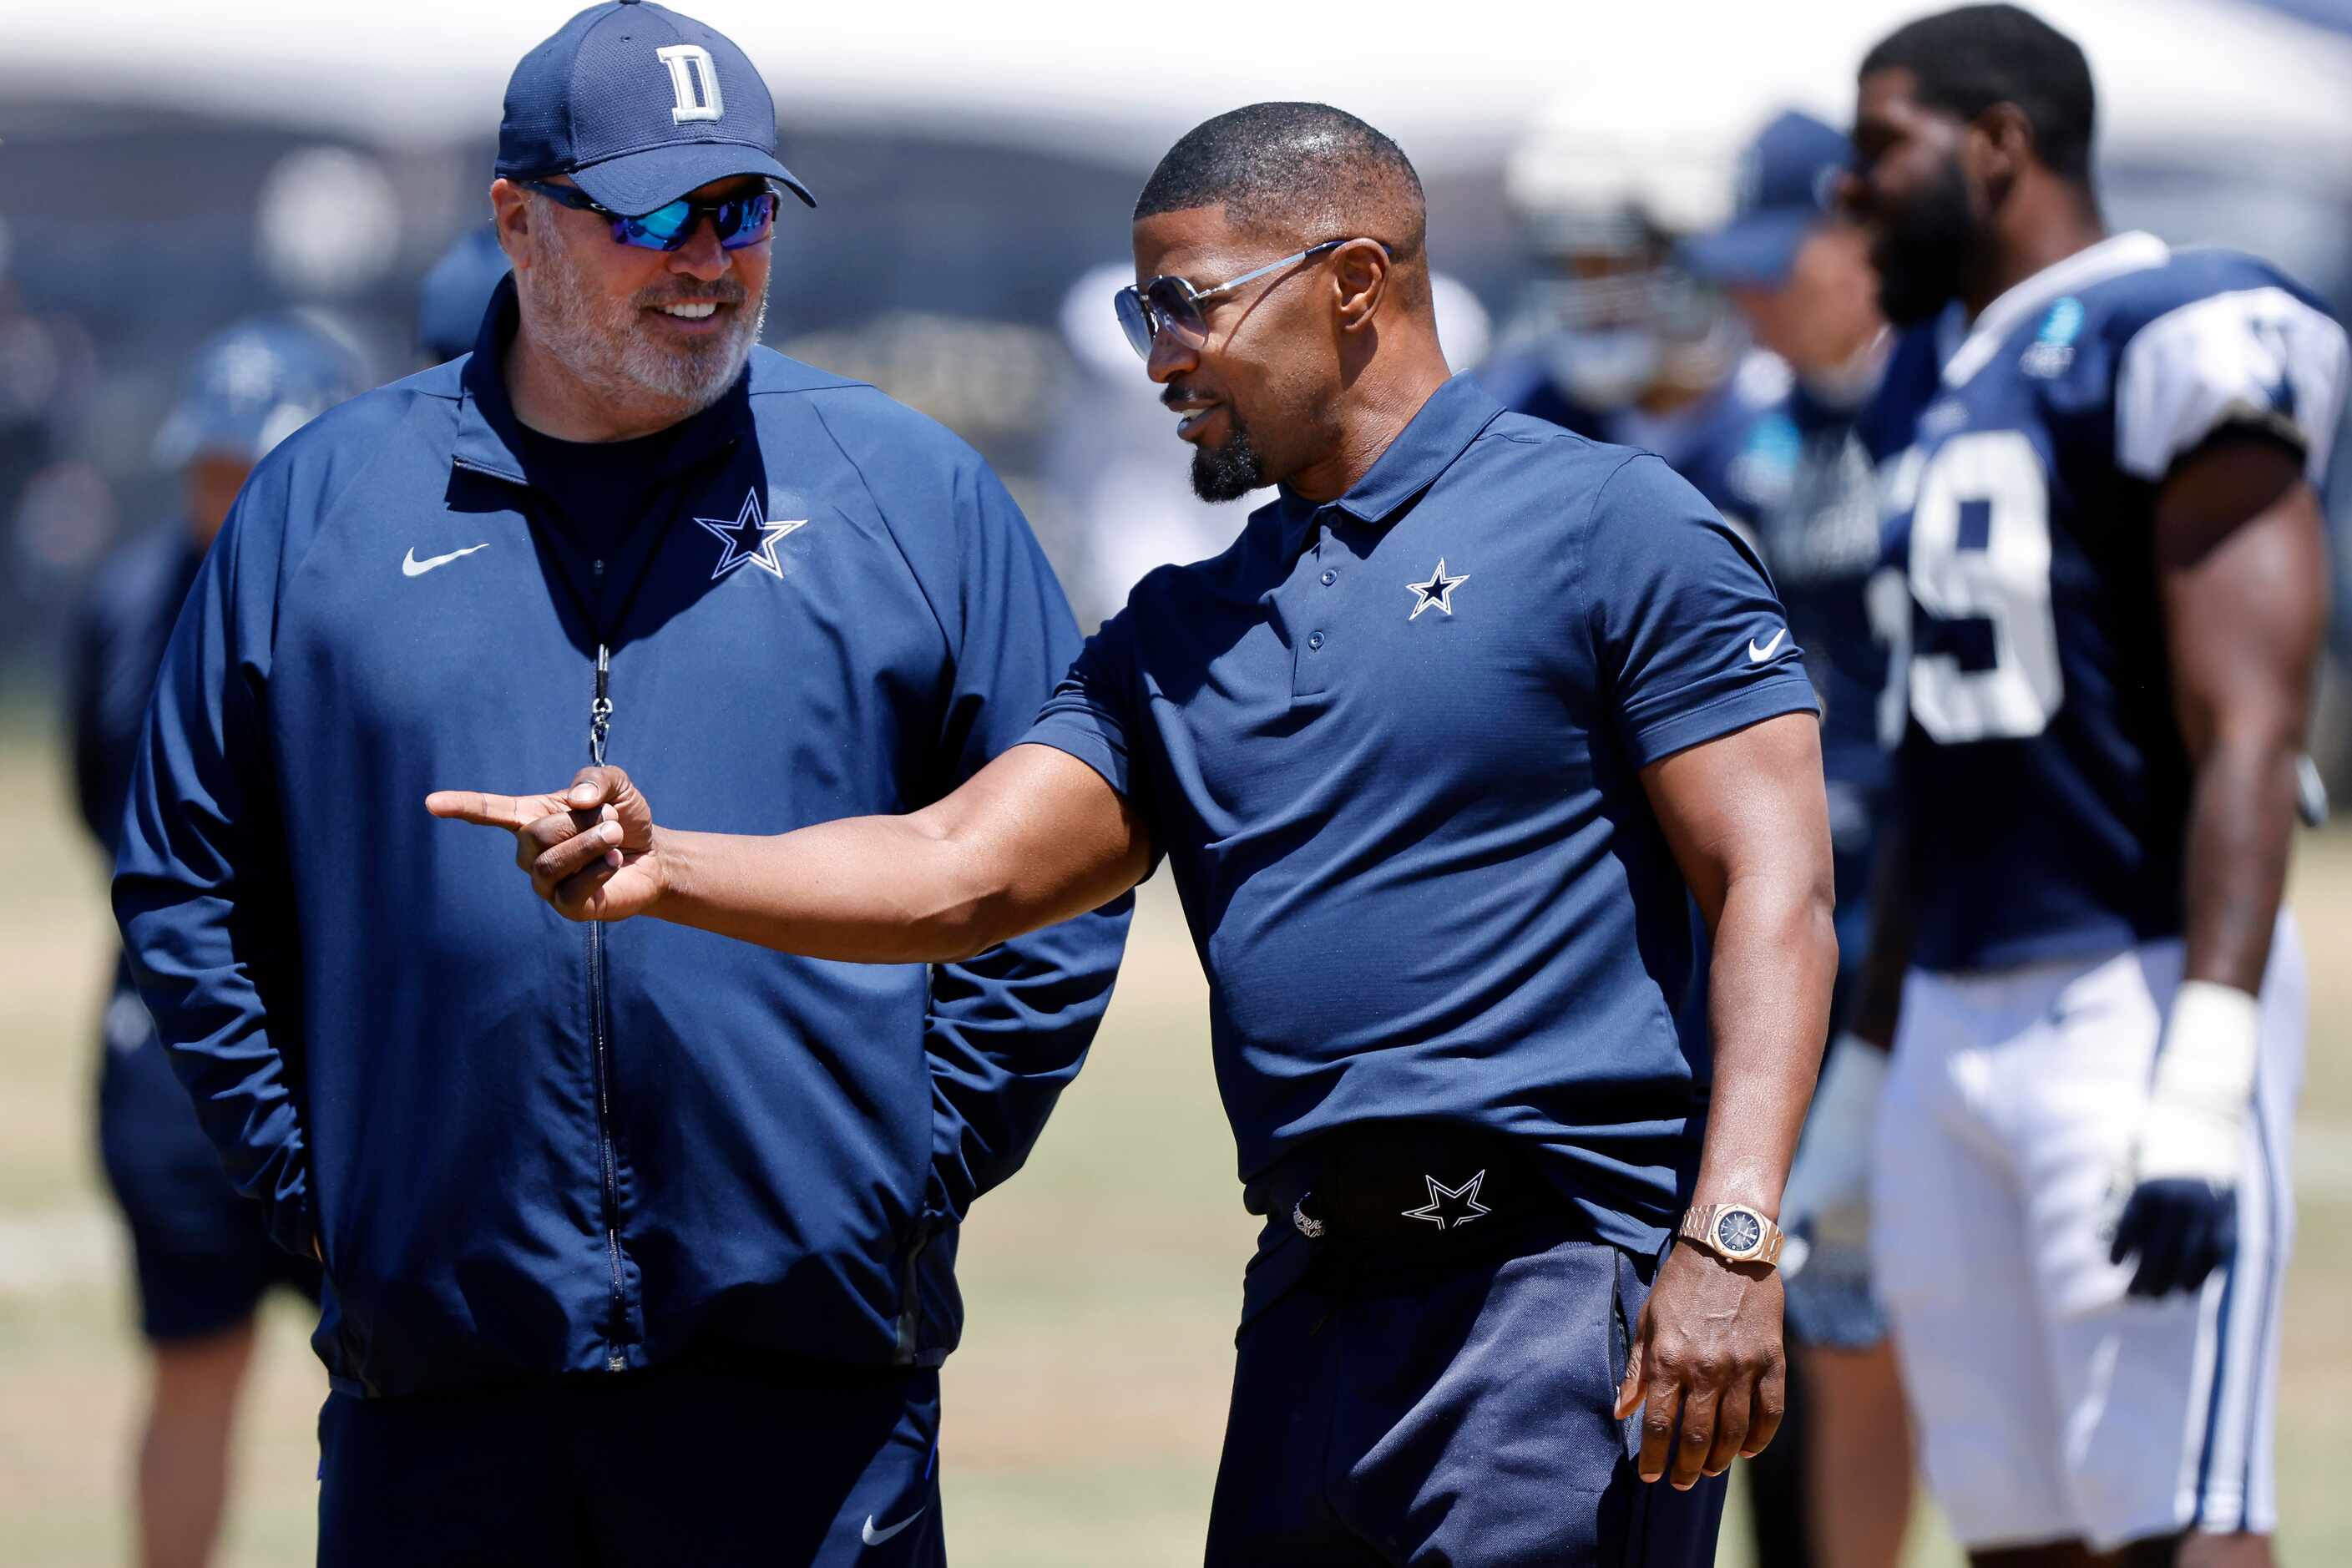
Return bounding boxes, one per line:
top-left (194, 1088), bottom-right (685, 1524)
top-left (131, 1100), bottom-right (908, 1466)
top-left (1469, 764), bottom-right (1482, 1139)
top-left (2108, 981), bottom-right (2258, 1297)
top-left (1778, 1032), bottom-right (1889, 1278)
top-left (2132, 981), bottom-right (2258, 1184)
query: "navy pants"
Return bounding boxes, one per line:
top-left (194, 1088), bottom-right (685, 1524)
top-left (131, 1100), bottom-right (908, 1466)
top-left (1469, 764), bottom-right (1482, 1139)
top-left (1206, 1234), bottom-right (1727, 1566)
top-left (317, 1361), bottom-right (942, 1566)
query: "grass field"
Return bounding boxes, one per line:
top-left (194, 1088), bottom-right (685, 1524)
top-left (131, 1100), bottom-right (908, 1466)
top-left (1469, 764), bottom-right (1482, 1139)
top-left (5, 719), bottom-right (2349, 1566)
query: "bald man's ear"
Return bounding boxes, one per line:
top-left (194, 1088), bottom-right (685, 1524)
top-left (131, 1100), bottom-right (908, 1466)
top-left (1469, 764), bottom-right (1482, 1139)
top-left (490, 179), bottom-right (534, 271)
top-left (1330, 239), bottom-right (1393, 334)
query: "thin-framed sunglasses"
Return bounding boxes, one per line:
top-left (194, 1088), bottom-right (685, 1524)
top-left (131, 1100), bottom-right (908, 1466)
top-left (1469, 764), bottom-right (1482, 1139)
top-left (518, 179), bottom-right (777, 253)
top-left (1115, 237), bottom-right (1374, 359)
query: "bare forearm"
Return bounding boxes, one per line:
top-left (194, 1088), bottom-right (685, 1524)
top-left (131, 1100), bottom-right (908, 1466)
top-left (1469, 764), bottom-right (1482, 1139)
top-left (651, 817), bottom-right (1023, 963)
top-left (432, 745), bottom-right (1150, 954)
top-left (1694, 876), bottom-right (1839, 1214)
top-left (2179, 731), bottom-right (2299, 993)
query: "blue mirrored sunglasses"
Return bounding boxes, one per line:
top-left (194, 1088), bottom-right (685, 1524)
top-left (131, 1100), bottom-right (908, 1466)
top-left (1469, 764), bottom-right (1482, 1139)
top-left (519, 180), bottom-right (777, 253)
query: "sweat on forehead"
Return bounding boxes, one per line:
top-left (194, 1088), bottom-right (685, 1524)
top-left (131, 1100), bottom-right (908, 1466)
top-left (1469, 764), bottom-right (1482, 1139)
top-left (1136, 102), bottom-right (1427, 259)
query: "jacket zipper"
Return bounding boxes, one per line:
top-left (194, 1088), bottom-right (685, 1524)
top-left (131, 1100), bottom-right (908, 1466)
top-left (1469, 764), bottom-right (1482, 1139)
top-left (589, 633), bottom-right (627, 1371)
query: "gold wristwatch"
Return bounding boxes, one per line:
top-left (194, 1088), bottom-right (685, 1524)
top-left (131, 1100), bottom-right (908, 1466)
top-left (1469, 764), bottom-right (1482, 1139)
top-left (1677, 1203), bottom-right (1784, 1267)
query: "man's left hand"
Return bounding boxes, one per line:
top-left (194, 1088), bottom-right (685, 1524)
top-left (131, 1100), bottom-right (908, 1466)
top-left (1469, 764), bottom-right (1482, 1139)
top-left (1613, 1237), bottom-right (1786, 1490)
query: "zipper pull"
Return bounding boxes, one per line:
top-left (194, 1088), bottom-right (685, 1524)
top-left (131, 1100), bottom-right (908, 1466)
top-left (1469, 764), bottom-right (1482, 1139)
top-left (590, 643), bottom-right (612, 765)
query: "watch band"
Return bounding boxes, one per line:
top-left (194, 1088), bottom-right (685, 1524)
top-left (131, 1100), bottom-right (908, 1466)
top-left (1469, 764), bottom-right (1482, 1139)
top-left (1677, 1202), bottom-right (1784, 1267)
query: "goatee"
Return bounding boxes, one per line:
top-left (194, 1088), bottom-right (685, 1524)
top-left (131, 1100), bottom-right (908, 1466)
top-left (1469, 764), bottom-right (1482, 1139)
top-left (1191, 420), bottom-right (1267, 503)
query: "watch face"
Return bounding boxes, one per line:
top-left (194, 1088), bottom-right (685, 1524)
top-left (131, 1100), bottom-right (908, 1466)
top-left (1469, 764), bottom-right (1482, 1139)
top-left (1716, 1209), bottom-right (1763, 1255)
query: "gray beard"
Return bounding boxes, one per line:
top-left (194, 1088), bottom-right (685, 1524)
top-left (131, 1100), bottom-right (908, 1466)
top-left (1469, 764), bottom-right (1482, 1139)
top-left (523, 228), bottom-right (767, 422)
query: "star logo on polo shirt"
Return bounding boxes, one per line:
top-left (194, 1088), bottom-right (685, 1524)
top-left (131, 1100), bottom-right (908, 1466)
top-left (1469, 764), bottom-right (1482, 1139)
top-left (1401, 1170), bottom-right (1490, 1231)
top-left (695, 488), bottom-right (806, 580)
top-left (1405, 558), bottom-right (1469, 620)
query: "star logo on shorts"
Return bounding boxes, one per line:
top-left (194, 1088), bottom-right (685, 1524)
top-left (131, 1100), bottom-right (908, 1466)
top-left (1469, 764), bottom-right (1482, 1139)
top-left (1401, 1170), bottom-right (1490, 1231)
top-left (1405, 558), bottom-right (1469, 620)
top-left (695, 488), bottom-right (806, 580)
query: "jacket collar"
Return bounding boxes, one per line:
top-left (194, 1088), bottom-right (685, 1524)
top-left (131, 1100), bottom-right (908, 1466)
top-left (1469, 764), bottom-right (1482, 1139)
top-left (452, 274), bottom-right (753, 485)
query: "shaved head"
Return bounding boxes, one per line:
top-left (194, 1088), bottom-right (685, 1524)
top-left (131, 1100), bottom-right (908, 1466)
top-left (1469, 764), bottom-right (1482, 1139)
top-left (1128, 102), bottom-right (1454, 505)
top-left (1136, 102), bottom-right (1429, 301)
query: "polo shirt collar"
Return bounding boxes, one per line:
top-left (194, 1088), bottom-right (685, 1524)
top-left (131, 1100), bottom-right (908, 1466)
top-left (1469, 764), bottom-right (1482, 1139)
top-left (452, 273), bottom-right (752, 485)
top-left (1275, 372), bottom-right (1507, 550)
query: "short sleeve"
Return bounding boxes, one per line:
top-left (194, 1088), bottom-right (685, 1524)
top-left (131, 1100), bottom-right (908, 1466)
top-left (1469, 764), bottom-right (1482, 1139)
top-left (1021, 605), bottom-right (1151, 804)
top-left (1583, 453), bottom-right (1820, 767)
top-left (2115, 286), bottom-right (2349, 483)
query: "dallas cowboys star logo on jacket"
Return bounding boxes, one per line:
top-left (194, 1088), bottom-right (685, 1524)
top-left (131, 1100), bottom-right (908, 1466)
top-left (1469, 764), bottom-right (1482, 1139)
top-left (696, 488), bottom-right (807, 580)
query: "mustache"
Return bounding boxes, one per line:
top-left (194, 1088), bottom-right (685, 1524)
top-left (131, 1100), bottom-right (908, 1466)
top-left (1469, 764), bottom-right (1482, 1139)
top-left (1161, 384), bottom-right (1219, 410)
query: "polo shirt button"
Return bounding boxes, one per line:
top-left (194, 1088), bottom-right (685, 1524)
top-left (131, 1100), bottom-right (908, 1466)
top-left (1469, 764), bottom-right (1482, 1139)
top-left (1320, 569), bottom-right (1336, 586)
top-left (1308, 631), bottom-right (1325, 650)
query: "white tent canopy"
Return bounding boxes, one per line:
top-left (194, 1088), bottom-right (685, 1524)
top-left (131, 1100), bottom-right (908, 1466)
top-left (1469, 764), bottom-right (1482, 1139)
top-left (11, 0), bottom-right (2352, 180)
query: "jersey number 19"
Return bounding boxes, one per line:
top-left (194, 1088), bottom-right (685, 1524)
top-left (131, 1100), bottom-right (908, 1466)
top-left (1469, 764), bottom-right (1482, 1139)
top-left (1869, 429), bottom-right (2063, 747)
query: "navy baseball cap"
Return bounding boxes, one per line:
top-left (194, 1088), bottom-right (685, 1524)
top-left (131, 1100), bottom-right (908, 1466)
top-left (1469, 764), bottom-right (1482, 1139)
top-left (496, 1), bottom-right (814, 219)
top-left (154, 315), bottom-right (372, 468)
top-left (1680, 111), bottom-right (1851, 289)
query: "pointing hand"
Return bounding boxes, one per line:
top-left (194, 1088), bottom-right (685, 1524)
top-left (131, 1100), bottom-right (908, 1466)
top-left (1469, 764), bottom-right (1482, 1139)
top-left (426, 765), bottom-right (666, 921)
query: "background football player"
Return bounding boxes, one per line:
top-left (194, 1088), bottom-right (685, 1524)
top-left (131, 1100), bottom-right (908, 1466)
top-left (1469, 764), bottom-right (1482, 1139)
top-left (1475, 100), bottom-right (1795, 540)
top-left (67, 315), bottom-right (367, 1568)
top-left (1683, 109), bottom-right (1915, 1568)
top-left (1789, 7), bottom-right (2349, 1565)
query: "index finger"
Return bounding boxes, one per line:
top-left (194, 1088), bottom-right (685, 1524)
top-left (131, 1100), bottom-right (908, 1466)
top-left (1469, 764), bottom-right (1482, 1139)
top-left (1668, 1383), bottom-right (1717, 1490)
top-left (425, 790), bottom-right (534, 828)
top-left (1637, 1368), bottom-right (1684, 1485)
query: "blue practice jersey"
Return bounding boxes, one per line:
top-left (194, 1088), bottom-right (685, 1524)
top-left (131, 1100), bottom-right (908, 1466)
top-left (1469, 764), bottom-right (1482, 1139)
top-left (1751, 379), bottom-right (1892, 995)
top-left (1756, 383), bottom-right (1888, 809)
top-left (1860, 233), bottom-right (2348, 971)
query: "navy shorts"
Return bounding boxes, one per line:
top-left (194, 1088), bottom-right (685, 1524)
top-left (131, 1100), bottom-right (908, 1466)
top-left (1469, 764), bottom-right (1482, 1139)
top-left (96, 992), bottom-right (319, 1342)
top-left (317, 1360), bottom-right (943, 1567)
top-left (1206, 1230), bottom-right (1727, 1566)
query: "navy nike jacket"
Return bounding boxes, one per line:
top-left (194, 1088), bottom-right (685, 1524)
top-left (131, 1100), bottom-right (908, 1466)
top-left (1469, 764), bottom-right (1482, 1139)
top-left (114, 281), bottom-right (1131, 1397)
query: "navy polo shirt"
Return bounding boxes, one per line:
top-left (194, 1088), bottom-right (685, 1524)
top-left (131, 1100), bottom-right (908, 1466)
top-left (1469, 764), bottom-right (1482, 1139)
top-left (1024, 373), bottom-right (1814, 1288)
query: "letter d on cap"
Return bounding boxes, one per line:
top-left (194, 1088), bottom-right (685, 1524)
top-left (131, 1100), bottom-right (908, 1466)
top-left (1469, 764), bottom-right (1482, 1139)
top-left (655, 43), bottom-right (723, 124)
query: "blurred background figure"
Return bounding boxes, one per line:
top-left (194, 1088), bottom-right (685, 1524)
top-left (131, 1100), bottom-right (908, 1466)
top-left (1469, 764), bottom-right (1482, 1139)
top-left (1046, 261), bottom-right (1234, 620)
top-left (63, 313), bottom-right (369, 1568)
top-left (1682, 110), bottom-right (1914, 1568)
top-left (414, 224), bottom-right (510, 367)
top-left (1475, 94), bottom-right (1795, 538)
